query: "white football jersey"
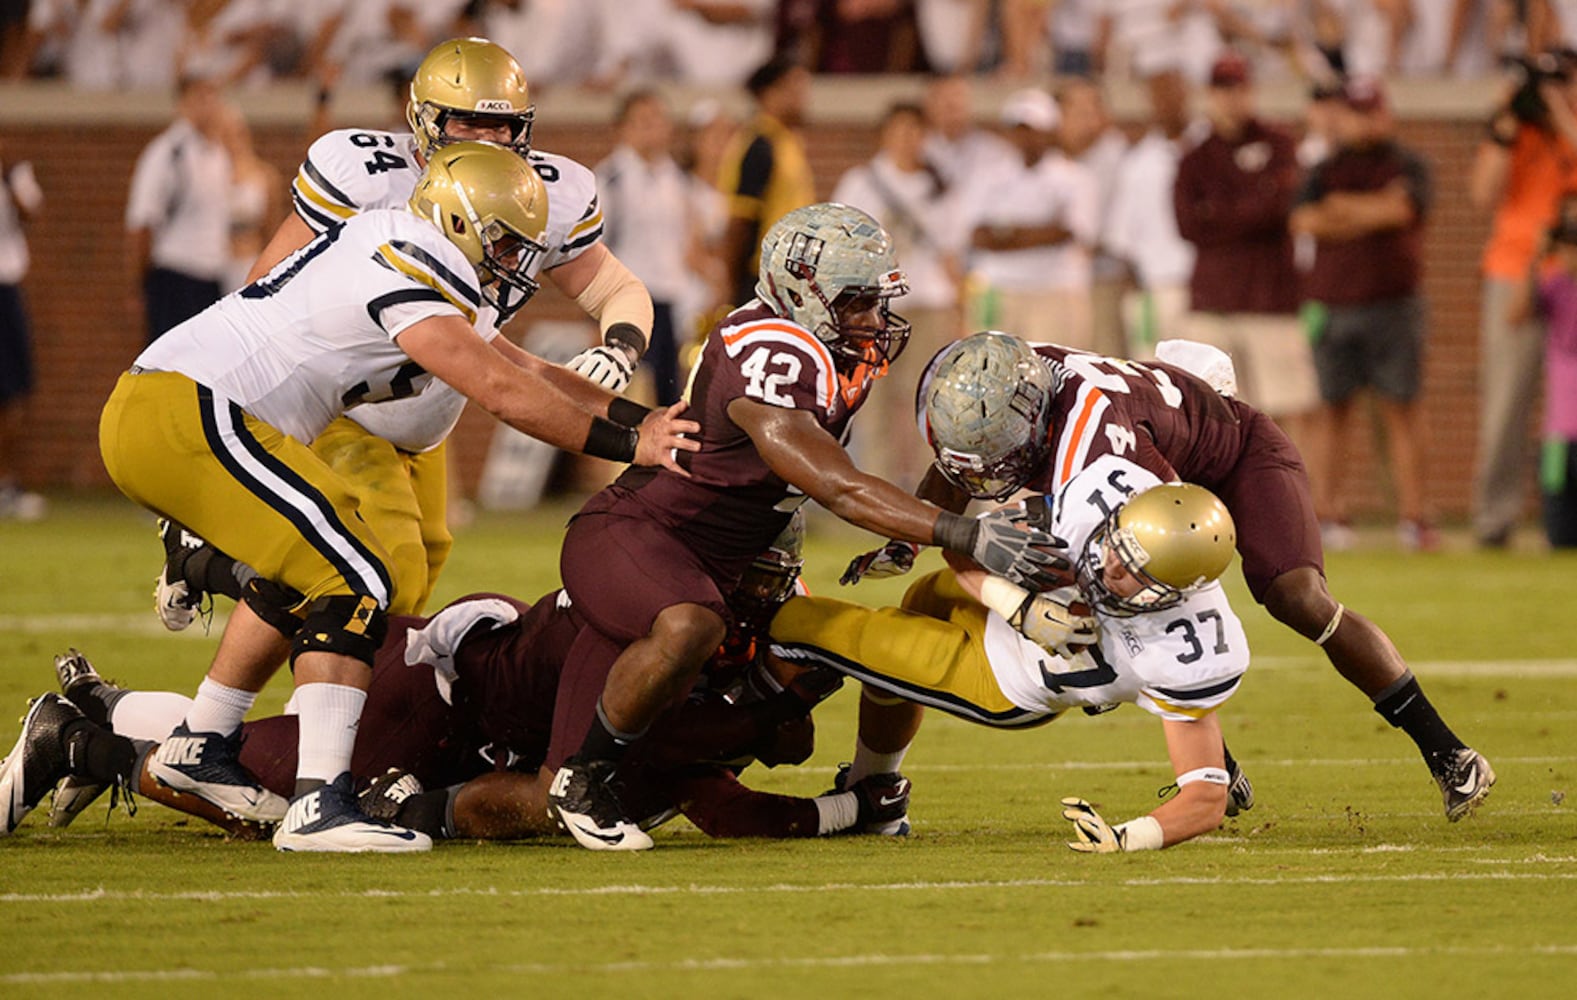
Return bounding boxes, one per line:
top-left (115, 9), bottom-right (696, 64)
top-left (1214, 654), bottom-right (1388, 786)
top-left (134, 208), bottom-right (493, 446)
top-left (290, 128), bottom-right (606, 451)
top-left (984, 454), bottom-right (1249, 723)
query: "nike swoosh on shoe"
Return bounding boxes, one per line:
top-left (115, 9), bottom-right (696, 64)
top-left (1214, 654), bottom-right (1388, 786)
top-left (568, 819), bottom-right (626, 845)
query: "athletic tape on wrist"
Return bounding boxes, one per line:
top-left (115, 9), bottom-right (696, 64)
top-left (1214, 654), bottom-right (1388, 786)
top-left (607, 396), bottom-right (653, 428)
top-left (1175, 766), bottom-right (1231, 787)
top-left (1114, 815), bottom-right (1164, 851)
top-left (584, 415), bottom-right (639, 464)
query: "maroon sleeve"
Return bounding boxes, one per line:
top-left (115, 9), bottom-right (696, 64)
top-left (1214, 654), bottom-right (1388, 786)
top-left (674, 767), bottom-right (822, 838)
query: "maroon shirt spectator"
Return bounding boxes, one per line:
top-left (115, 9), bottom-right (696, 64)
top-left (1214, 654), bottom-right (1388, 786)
top-left (1173, 56), bottom-right (1300, 316)
top-left (1296, 138), bottom-right (1430, 306)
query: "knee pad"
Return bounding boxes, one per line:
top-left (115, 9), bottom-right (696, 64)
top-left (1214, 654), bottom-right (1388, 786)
top-left (289, 595), bottom-right (387, 668)
top-left (242, 578), bottom-right (308, 638)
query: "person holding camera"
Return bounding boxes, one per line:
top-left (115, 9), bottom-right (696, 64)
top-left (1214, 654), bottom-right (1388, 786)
top-left (1469, 51), bottom-right (1577, 548)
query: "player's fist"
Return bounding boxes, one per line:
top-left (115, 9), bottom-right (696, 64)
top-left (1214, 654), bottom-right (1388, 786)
top-left (1061, 797), bottom-right (1121, 853)
top-left (839, 540), bottom-right (920, 585)
top-left (1014, 587), bottom-right (1098, 654)
top-left (568, 344), bottom-right (635, 391)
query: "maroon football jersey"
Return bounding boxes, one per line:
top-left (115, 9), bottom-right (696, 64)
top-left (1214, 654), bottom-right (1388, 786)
top-left (1027, 345), bottom-right (1255, 495)
top-left (599, 302), bottom-right (880, 563)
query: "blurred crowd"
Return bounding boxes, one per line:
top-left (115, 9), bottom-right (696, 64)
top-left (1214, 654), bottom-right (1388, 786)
top-left (0, 1), bottom-right (1569, 91)
top-left (2, 2), bottom-right (1576, 550)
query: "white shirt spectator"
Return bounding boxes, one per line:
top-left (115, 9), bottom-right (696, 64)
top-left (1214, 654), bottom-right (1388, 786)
top-left (1099, 0), bottom-right (1222, 82)
top-left (0, 162), bottom-right (43, 285)
top-left (1080, 126), bottom-right (1130, 279)
top-left (27, 0), bottom-right (120, 90)
top-left (595, 144), bottom-right (693, 302)
top-left (833, 154), bottom-right (962, 310)
top-left (180, 0), bottom-right (279, 88)
top-left (476, 0), bottom-right (602, 85)
top-left (1104, 123), bottom-right (1205, 290)
top-left (963, 151), bottom-right (1097, 292)
top-left (923, 128), bottom-right (1014, 193)
top-left (119, 0), bottom-right (184, 90)
top-left (125, 119), bottom-right (231, 281)
top-left (666, 0), bottom-right (775, 86)
top-left (917, 0), bottom-right (988, 74)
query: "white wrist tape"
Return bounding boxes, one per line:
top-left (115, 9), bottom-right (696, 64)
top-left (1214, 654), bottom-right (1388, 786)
top-left (1114, 815), bottom-right (1164, 851)
top-left (1176, 766), bottom-right (1231, 787)
top-left (813, 792), bottom-right (859, 835)
top-left (977, 574), bottom-right (1031, 623)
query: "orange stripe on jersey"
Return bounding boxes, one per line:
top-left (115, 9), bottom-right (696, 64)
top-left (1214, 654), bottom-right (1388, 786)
top-left (1058, 388), bottom-right (1106, 486)
top-left (722, 321), bottom-right (838, 409)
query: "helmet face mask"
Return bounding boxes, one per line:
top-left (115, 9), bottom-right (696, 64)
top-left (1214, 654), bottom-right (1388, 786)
top-left (407, 38), bottom-right (536, 159)
top-left (728, 510), bottom-right (806, 636)
top-left (1075, 484), bottom-right (1237, 617)
top-left (757, 204), bottom-right (910, 376)
top-left (923, 332), bottom-right (1054, 500)
top-left (408, 141), bottom-right (549, 322)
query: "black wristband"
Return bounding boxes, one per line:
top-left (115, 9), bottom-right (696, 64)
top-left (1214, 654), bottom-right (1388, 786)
top-left (607, 396), bottom-right (653, 428)
top-left (932, 510), bottom-right (979, 553)
top-left (604, 321), bottom-right (648, 358)
top-left (584, 415), bottom-right (639, 463)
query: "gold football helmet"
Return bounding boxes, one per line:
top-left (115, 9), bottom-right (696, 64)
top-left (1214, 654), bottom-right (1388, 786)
top-left (408, 141), bottom-right (549, 320)
top-left (407, 37), bottom-right (535, 158)
top-left (1076, 483), bottom-right (1237, 616)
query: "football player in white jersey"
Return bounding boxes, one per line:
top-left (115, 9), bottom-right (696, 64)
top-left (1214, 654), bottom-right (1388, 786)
top-left (153, 36), bottom-right (656, 630)
top-left (96, 142), bottom-right (698, 853)
top-left (768, 476), bottom-right (1251, 852)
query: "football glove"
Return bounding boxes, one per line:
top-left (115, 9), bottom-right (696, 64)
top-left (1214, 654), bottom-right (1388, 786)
top-left (839, 540), bottom-right (920, 585)
top-left (1061, 797), bottom-right (1122, 853)
top-left (567, 344), bottom-right (635, 392)
top-left (358, 768), bottom-right (424, 824)
top-left (969, 510), bottom-right (1071, 591)
top-left (1011, 586), bottom-right (1099, 655)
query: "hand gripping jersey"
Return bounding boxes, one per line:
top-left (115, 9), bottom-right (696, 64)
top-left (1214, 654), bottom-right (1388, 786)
top-left (133, 208), bottom-right (492, 445)
top-left (983, 455), bottom-right (1249, 722)
top-left (594, 301), bottom-right (881, 566)
top-left (291, 128), bottom-right (606, 452)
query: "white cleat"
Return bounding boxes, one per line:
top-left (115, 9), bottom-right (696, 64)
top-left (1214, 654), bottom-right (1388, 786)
top-left (273, 774), bottom-right (431, 853)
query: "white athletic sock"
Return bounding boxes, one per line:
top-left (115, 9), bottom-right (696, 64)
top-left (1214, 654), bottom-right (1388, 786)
top-left (845, 738), bottom-right (909, 786)
top-left (293, 683), bottom-right (368, 785)
top-left (183, 678), bottom-right (257, 737)
top-left (108, 692), bottom-right (194, 742)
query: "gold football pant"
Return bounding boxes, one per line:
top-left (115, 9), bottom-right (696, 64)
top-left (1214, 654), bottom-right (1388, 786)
top-left (99, 371), bottom-right (394, 608)
top-left (309, 417), bottom-right (451, 615)
top-left (769, 570), bottom-right (1054, 728)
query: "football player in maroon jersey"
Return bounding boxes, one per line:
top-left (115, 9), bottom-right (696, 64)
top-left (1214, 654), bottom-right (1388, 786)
top-left (845, 331), bottom-right (1493, 822)
top-left (546, 204), bottom-right (1068, 850)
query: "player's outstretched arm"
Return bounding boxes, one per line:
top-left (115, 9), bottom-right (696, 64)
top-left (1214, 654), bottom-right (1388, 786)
top-left (1062, 713), bottom-right (1231, 853)
top-left (732, 398), bottom-right (1064, 587)
top-left (398, 315), bottom-right (698, 472)
top-left (841, 466), bottom-right (974, 585)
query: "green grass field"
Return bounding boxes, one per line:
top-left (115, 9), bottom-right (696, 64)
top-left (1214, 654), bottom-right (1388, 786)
top-left (2, 494), bottom-right (1576, 999)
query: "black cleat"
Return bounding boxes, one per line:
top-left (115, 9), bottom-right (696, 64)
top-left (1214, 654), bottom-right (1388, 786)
top-left (547, 757), bottom-right (653, 851)
top-left (1225, 757), bottom-right (1255, 817)
top-left (358, 768), bottom-right (424, 824)
top-left (1436, 748), bottom-right (1495, 821)
top-left (1, 694), bottom-right (83, 834)
top-left (831, 763), bottom-right (912, 836)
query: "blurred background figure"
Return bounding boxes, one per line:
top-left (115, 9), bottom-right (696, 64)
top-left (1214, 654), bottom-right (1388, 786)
top-left (832, 99), bottom-right (964, 486)
top-left (1470, 48), bottom-right (1577, 547)
top-left (800, 0), bottom-right (921, 74)
top-left (214, 102), bottom-right (283, 293)
top-left (670, 0), bottom-right (775, 86)
top-left (675, 99), bottom-right (735, 350)
top-left (0, 137), bottom-right (44, 520)
top-left (124, 74), bottom-right (230, 344)
top-left (914, 0), bottom-right (995, 75)
top-left (1095, 0), bottom-right (1224, 83)
top-left (1174, 51), bottom-right (1316, 450)
top-left (717, 54), bottom-right (815, 309)
top-left (922, 74), bottom-right (1012, 189)
top-left (1056, 76), bottom-right (1128, 358)
top-left (597, 90), bottom-right (694, 405)
top-left (1104, 66), bottom-right (1204, 357)
top-left (963, 87), bottom-right (1097, 347)
top-left (1291, 77), bottom-right (1436, 551)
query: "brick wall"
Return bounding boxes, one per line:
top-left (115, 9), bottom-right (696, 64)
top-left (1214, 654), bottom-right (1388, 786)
top-left (7, 115), bottom-right (1510, 521)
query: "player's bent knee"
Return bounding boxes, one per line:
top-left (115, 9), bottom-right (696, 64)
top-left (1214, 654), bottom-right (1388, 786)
top-left (1261, 568), bottom-right (1338, 639)
top-left (651, 603), bottom-right (727, 665)
top-left (290, 594), bottom-right (388, 668)
top-left (242, 578), bottom-right (308, 638)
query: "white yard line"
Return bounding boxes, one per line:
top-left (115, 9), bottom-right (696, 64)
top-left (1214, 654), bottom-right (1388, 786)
top-left (5, 868), bottom-right (1577, 907)
top-left (6, 943), bottom-right (1577, 984)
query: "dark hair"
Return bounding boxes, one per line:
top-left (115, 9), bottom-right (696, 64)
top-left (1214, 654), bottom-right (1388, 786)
top-left (747, 54), bottom-right (803, 98)
top-left (616, 88), bottom-right (664, 124)
top-left (880, 101), bottom-right (925, 127)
